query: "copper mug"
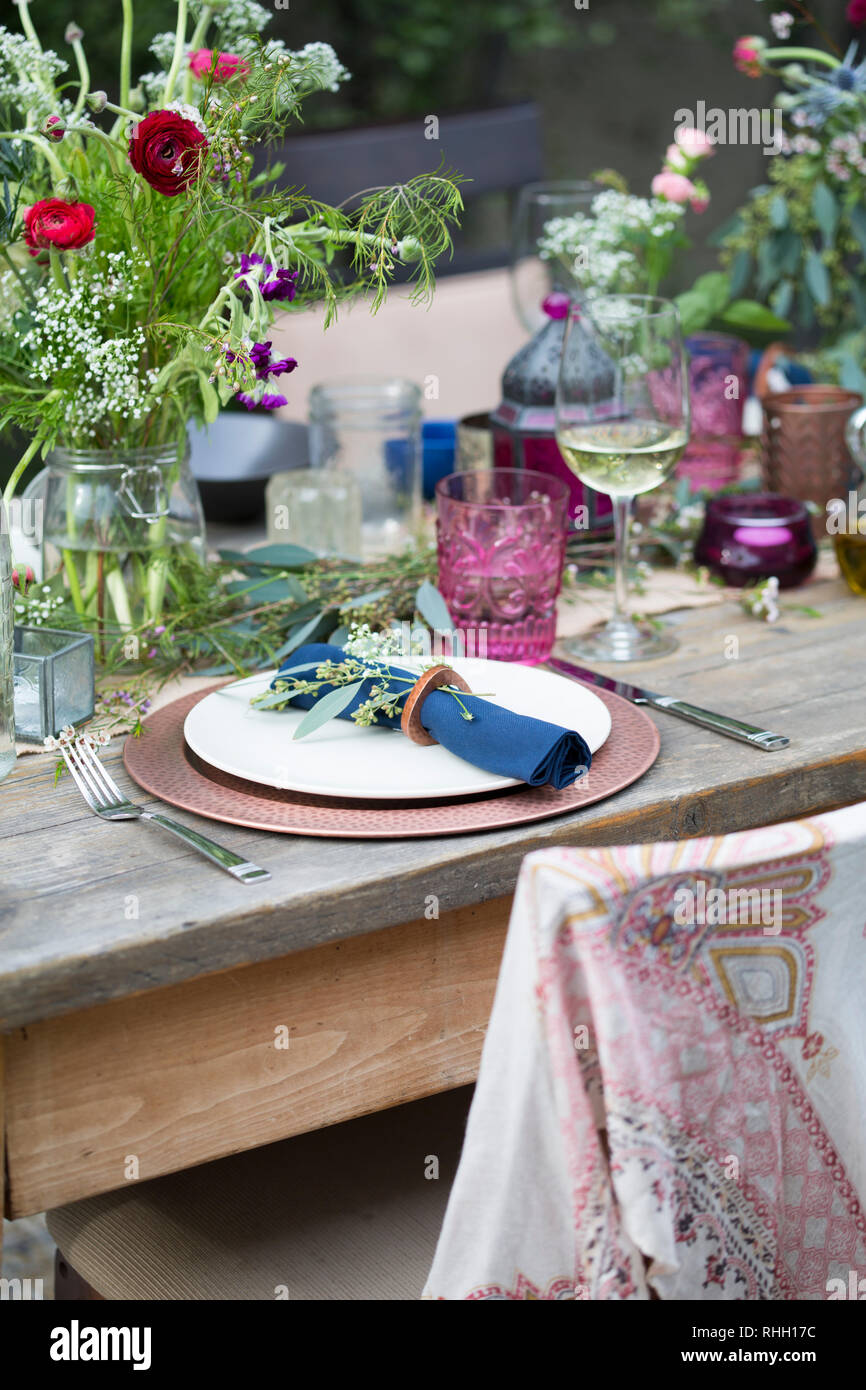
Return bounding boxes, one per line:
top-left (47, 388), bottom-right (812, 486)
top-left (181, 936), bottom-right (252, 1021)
top-left (761, 385), bottom-right (862, 511)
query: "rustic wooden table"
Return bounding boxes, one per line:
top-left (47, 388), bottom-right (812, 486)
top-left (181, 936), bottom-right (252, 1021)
top-left (1, 576), bottom-right (864, 1252)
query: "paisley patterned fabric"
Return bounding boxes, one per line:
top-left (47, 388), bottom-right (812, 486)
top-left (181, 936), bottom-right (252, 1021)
top-left (423, 802), bottom-right (866, 1300)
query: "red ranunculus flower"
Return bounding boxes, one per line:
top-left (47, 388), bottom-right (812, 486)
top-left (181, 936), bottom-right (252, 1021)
top-left (128, 109), bottom-right (208, 197)
top-left (848, 0), bottom-right (866, 27)
top-left (189, 48), bottom-right (251, 83)
top-left (23, 199), bottom-right (96, 256)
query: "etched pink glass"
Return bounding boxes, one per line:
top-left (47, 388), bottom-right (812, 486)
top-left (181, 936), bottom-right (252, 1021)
top-left (436, 468), bottom-right (569, 664)
top-left (679, 333), bottom-right (748, 493)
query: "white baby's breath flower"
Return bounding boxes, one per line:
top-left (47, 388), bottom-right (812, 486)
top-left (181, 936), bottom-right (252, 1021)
top-left (165, 101), bottom-right (207, 135)
top-left (770, 11), bottom-right (794, 41)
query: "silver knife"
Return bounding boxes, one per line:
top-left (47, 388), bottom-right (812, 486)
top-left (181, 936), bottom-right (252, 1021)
top-left (548, 657), bottom-right (789, 751)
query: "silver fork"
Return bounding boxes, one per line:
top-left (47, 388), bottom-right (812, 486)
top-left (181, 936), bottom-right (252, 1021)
top-left (61, 738), bottom-right (271, 885)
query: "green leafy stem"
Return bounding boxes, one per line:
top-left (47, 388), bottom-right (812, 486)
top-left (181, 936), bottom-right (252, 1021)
top-left (252, 656), bottom-right (479, 741)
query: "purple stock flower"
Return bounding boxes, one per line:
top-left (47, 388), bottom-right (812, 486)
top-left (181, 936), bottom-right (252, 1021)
top-left (260, 352), bottom-right (297, 379)
top-left (226, 340), bottom-right (298, 380)
top-left (235, 251), bottom-right (264, 277)
top-left (236, 390), bottom-right (288, 411)
top-left (260, 267), bottom-right (298, 302)
top-left (234, 251), bottom-right (299, 302)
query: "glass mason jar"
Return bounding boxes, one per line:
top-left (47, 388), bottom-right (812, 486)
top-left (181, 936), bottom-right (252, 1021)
top-left (39, 442), bottom-right (206, 649)
top-left (308, 377), bottom-right (422, 557)
top-left (0, 498), bottom-right (17, 781)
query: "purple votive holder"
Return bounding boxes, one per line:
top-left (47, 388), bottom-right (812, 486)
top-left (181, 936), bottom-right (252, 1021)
top-left (694, 493), bottom-right (817, 589)
top-left (436, 468), bottom-right (569, 663)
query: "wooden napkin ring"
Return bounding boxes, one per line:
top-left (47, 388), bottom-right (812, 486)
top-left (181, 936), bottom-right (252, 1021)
top-left (400, 665), bottom-right (472, 746)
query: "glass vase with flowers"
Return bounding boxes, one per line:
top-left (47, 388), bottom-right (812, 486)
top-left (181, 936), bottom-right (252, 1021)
top-left (0, 0), bottom-right (461, 656)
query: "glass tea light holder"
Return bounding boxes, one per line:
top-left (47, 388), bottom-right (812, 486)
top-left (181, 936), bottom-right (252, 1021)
top-left (436, 468), bottom-right (569, 664)
top-left (13, 626), bottom-right (95, 743)
top-left (694, 494), bottom-right (817, 589)
top-left (266, 469), bottom-right (362, 558)
top-left (308, 377), bottom-right (422, 558)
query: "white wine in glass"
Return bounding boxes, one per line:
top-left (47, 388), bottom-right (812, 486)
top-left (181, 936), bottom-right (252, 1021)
top-left (557, 419), bottom-right (690, 497)
top-left (555, 295), bottom-right (690, 661)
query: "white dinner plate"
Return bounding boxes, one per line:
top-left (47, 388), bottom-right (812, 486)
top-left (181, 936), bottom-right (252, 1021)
top-left (183, 657), bottom-right (612, 801)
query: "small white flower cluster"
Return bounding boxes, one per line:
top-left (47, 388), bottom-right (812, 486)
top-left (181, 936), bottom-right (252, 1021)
top-left (165, 101), bottom-right (208, 135)
top-left (44, 726), bottom-right (110, 752)
top-left (13, 584), bottom-right (64, 627)
top-left (0, 264), bottom-right (23, 319)
top-left (770, 11), bottom-right (795, 41)
top-left (201, 0), bottom-right (271, 43)
top-left (540, 216), bottom-right (641, 296)
top-left (139, 20), bottom-right (348, 106)
top-left (343, 622), bottom-right (406, 662)
top-left (742, 576), bottom-right (780, 624)
top-left (538, 191), bottom-right (684, 297)
top-left (229, 39), bottom-right (350, 102)
top-left (137, 31), bottom-right (181, 103)
top-left (273, 41), bottom-right (351, 95)
top-left (591, 190), bottom-right (685, 237)
top-left (0, 26), bottom-right (70, 123)
top-left (774, 130), bottom-right (822, 157)
top-left (21, 275), bottom-right (161, 437)
top-left (825, 127), bottom-right (866, 182)
top-left (86, 246), bottom-right (147, 300)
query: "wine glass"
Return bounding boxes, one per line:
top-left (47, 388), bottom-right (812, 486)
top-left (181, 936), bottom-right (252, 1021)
top-left (510, 180), bottom-right (599, 335)
top-left (555, 294), bottom-right (690, 661)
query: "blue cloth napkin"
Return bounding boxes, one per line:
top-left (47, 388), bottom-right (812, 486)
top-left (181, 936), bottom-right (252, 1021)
top-left (271, 643), bottom-right (591, 790)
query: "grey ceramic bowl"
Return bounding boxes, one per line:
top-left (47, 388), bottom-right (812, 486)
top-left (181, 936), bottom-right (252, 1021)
top-left (188, 414), bottom-right (309, 523)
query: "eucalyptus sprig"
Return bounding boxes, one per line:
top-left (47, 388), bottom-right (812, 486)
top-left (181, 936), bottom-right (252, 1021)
top-left (252, 623), bottom-right (480, 741)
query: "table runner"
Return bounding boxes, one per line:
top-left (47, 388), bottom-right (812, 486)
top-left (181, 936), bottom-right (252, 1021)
top-left (424, 801), bottom-right (866, 1299)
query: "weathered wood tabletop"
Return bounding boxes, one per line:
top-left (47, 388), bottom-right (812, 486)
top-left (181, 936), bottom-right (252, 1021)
top-left (1, 575), bottom-right (864, 1223)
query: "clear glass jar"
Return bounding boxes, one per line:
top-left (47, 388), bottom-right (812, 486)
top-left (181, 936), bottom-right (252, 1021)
top-left (0, 498), bottom-right (16, 781)
top-left (308, 377), bottom-right (422, 557)
top-left (266, 469), bottom-right (362, 557)
top-left (39, 442), bottom-right (206, 647)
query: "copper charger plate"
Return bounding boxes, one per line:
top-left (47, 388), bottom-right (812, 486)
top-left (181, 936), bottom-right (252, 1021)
top-left (123, 682), bottom-right (660, 838)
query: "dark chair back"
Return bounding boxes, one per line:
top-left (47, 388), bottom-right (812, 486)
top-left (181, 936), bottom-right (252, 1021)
top-left (263, 103), bottom-right (543, 274)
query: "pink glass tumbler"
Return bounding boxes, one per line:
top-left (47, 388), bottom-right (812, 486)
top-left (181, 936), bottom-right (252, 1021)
top-left (678, 333), bottom-right (748, 493)
top-left (435, 468), bottom-right (569, 663)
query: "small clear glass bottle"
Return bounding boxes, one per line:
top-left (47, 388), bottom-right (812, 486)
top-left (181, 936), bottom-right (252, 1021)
top-left (266, 469), bottom-right (362, 558)
top-left (0, 497), bottom-right (17, 781)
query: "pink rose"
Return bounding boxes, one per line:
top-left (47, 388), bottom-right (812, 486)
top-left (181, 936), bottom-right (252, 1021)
top-left (733, 36), bottom-right (766, 78)
top-left (690, 192), bottom-right (710, 214)
top-left (651, 170), bottom-right (697, 205)
top-left (665, 142), bottom-right (689, 173)
top-left (674, 127), bottom-right (715, 160)
top-left (189, 49), bottom-right (251, 84)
